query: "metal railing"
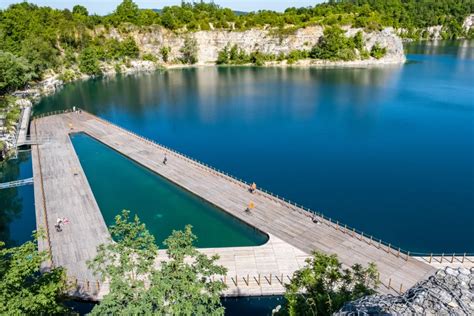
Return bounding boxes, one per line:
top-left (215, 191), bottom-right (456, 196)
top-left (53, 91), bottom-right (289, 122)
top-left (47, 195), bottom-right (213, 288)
top-left (33, 109), bottom-right (474, 262)
top-left (0, 177), bottom-right (33, 189)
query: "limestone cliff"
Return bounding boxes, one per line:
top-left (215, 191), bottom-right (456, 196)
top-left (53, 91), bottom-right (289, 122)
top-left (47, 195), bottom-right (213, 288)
top-left (103, 25), bottom-right (406, 65)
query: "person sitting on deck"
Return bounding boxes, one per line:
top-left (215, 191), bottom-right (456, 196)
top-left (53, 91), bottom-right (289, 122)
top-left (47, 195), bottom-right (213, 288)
top-left (55, 217), bottom-right (63, 232)
top-left (245, 201), bottom-right (255, 213)
top-left (249, 182), bottom-right (257, 193)
top-left (163, 154), bottom-right (168, 165)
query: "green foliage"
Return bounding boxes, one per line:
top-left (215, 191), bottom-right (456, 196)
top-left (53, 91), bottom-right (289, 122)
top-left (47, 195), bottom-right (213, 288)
top-left (113, 0), bottom-right (140, 25)
top-left (88, 210), bottom-right (227, 315)
top-left (121, 37), bottom-right (139, 58)
top-left (79, 47), bottom-right (102, 76)
top-left (0, 51), bottom-right (35, 94)
top-left (160, 46), bottom-right (171, 63)
top-left (283, 252), bottom-right (379, 316)
top-left (72, 5), bottom-right (88, 17)
top-left (370, 43), bottom-right (387, 59)
top-left (310, 26), bottom-right (358, 61)
top-left (217, 44), bottom-right (276, 66)
top-left (142, 53), bottom-right (157, 62)
top-left (0, 235), bottom-right (69, 315)
top-left (180, 36), bottom-right (198, 64)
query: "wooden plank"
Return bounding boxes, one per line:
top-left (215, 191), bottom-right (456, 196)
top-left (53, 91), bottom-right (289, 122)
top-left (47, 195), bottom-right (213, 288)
top-left (32, 112), bottom-right (440, 299)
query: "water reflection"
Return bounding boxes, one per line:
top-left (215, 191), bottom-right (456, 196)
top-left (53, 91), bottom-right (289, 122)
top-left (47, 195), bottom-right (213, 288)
top-left (0, 152), bottom-right (34, 246)
top-left (33, 41), bottom-right (474, 253)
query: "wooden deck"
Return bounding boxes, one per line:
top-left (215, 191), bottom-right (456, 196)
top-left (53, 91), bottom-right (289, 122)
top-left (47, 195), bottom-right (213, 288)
top-left (32, 112), bottom-right (437, 299)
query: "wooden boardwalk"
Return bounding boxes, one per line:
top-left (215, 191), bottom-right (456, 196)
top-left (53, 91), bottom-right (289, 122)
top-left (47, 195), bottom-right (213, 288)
top-left (32, 112), bottom-right (437, 300)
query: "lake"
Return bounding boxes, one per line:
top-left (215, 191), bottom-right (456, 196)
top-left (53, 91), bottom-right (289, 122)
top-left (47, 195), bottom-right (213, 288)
top-left (2, 40), bottom-right (473, 255)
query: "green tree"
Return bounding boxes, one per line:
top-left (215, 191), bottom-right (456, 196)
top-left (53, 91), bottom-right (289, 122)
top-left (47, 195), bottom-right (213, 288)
top-left (121, 37), bottom-right (140, 58)
top-left (0, 235), bottom-right (69, 315)
top-left (180, 36), bottom-right (198, 64)
top-left (72, 5), bottom-right (88, 17)
top-left (283, 252), bottom-right (379, 316)
top-left (88, 210), bottom-right (227, 315)
top-left (0, 51), bottom-right (34, 94)
top-left (114, 0), bottom-right (140, 24)
top-left (160, 46), bottom-right (171, 63)
top-left (79, 47), bottom-right (102, 76)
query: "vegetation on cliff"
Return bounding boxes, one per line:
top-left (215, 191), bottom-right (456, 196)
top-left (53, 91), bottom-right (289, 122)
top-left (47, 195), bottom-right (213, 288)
top-left (0, 0), bottom-right (471, 93)
top-left (217, 28), bottom-right (382, 65)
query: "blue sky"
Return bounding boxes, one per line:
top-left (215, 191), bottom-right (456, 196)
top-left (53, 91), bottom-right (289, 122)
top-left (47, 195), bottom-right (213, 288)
top-left (0, 1), bottom-right (325, 14)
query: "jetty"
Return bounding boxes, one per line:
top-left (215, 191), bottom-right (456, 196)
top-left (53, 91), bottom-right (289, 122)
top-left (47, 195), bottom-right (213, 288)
top-left (31, 110), bottom-right (443, 300)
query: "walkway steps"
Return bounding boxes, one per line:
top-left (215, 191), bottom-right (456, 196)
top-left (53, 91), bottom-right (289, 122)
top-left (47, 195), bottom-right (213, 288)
top-left (32, 112), bottom-right (438, 300)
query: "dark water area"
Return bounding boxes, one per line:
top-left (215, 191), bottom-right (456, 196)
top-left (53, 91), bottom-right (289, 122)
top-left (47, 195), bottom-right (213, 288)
top-left (2, 40), bottom-right (473, 255)
top-left (66, 295), bottom-right (284, 315)
top-left (0, 151), bottom-right (35, 247)
top-left (70, 132), bottom-right (267, 248)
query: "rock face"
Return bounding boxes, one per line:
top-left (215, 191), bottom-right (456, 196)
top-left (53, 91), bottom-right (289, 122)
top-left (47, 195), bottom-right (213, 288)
top-left (111, 26), bottom-right (406, 65)
top-left (463, 14), bottom-right (474, 31)
top-left (336, 267), bottom-right (474, 316)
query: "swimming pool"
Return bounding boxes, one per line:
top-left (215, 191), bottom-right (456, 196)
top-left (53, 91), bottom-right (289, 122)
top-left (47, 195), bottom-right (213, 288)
top-left (70, 132), bottom-right (268, 248)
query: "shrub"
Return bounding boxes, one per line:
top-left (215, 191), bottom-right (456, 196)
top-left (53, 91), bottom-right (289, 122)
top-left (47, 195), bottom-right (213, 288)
top-left (79, 47), bottom-right (102, 76)
top-left (142, 53), bottom-right (157, 62)
top-left (370, 43), bottom-right (387, 59)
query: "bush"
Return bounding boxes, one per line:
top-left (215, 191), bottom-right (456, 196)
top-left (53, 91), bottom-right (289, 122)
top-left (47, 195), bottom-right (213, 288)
top-left (142, 53), bottom-right (157, 62)
top-left (180, 36), bottom-right (198, 64)
top-left (310, 26), bottom-right (357, 61)
top-left (370, 43), bottom-right (387, 59)
top-left (79, 47), bottom-right (102, 76)
top-left (0, 51), bottom-right (35, 94)
top-left (160, 46), bottom-right (171, 63)
top-left (58, 69), bottom-right (76, 83)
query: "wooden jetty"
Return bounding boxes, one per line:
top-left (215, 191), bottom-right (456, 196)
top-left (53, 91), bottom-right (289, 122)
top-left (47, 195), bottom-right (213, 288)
top-left (31, 111), bottom-right (438, 300)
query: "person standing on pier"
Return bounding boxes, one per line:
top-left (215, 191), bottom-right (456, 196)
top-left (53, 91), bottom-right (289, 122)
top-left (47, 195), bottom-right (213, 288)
top-left (163, 153), bottom-right (168, 165)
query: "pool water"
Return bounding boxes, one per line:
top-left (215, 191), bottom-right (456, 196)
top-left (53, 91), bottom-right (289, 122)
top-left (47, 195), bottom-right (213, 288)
top-left (70, 133), bottom-right (268, 248)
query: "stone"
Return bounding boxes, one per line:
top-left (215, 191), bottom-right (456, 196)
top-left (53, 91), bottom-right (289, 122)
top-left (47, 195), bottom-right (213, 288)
top-left (336, 267), bottom-right (474, 316)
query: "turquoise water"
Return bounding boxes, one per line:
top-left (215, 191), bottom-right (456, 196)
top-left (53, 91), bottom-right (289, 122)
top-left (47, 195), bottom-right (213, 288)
top-left (3, 41), bottom-right (473, 254)
top-left (70, 132), bottom-right (267, 248)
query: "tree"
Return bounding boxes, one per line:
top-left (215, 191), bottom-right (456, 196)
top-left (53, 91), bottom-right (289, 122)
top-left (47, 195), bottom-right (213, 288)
top-left (0, 234), bottom-right (69, 315)
top-left (180, 36), bottom-right (198, 64)
top-left (114, 0), bottom-right (140, 24)
top-left (0, 51), bottom-right (34, 94)
top-left (88, 210), bottom-right (227, 315)
top-left (282, 252), bottom-right (379, 316)
top-left (79, 47), bottom-right (102, 76)
top-left (121, 37), bottom-right (140, 58)
top-left (72, 5), bottom-right (88, 17)
top-left (160, 46), bottom-right (171, 63)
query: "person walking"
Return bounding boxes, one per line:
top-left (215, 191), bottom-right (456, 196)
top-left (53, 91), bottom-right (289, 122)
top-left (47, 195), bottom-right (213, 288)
top-left (163, 153), bottom-right (168, 165)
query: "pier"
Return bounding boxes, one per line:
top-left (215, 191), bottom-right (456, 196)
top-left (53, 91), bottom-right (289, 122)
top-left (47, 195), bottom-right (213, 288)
top-left (31, 111), bottom-right (441, 300)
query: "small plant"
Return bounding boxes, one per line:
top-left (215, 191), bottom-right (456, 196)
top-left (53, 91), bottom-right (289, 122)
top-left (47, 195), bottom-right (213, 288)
top-left (142, 53), bottom-right (157, 62)
top-left (160, 46), bottom-right (171, 63)
top-left (58, 69), bottom-right (76, 83)
top-left (370, 43), bottom-right (387, 59)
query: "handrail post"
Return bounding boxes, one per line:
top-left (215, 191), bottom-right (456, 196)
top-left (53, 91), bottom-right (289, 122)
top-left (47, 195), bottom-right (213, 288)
top-left (388, 278), bottom-right (392, 289)
top-left (462, 253), bottom-right (465, 263)
top-left (399, 283), bottom-right (403, 294)
top-left (451, 253), bottom-right (454, 263)
top-left (406, 251), bottom-right (410, 261)
top-left (441, 253), bottom-right (444, 263)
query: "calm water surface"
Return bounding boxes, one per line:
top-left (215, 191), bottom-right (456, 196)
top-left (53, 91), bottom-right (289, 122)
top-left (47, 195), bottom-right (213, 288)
top-left (2, 41), bottom-right (473, 255)
top-left (70, 132), bottom-right (267, 248)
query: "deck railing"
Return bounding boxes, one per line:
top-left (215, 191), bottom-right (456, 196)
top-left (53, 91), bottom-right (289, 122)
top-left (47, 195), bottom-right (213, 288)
top-left (36, 108), bottom-right (474, 261)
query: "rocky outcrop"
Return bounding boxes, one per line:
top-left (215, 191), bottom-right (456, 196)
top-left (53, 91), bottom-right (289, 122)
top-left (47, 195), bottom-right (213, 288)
top-left (337, 267), bottom-right (474, 316)
top-left (463, 14), bottom-right (474, 32)
top-left (107, 25), bottom-right (406, 65)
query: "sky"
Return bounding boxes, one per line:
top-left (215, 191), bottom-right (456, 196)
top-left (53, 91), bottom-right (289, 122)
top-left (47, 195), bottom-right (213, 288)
top-left (0, 1), bottom-right (325, 14)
